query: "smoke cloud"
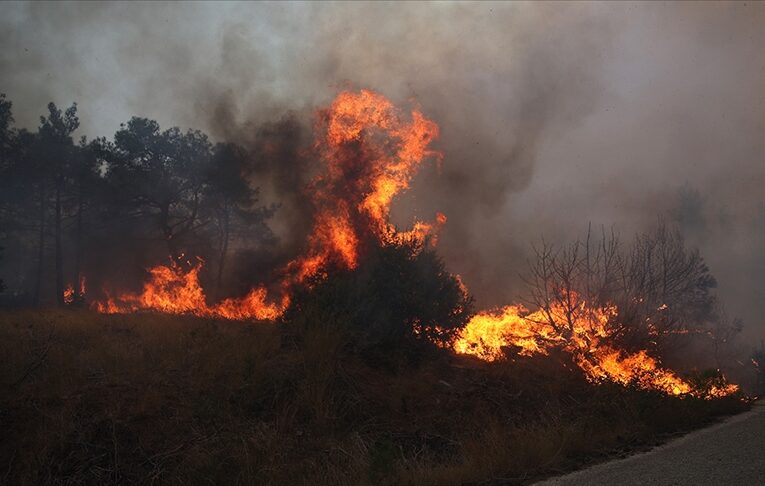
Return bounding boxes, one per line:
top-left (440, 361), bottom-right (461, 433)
top-left (2, 2), bottom-right (764, 338)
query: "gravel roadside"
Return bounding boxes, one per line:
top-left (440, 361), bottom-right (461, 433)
top-left (537, 401), bottom-right (765, 486)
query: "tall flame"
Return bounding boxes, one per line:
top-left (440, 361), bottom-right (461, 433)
top-left (287, 89), bottom-right (442, 283)
top-left (64, 276), bottom-right (86, 305)
top-left (94, 89), bottom-right (443, 319)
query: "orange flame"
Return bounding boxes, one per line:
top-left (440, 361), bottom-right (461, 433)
top-left (94, 259), bottom-right (288, 320)
top-left (92, 89), bottom-right (739, 400)
top-left (287, 89), bottom-right (442, 283)
top-left (64, 276), bottom-right (86, 305)
top-left (451, 293), bottom-right (738, 399)
top-left (63, 285), bottom-right (74, 305)
top-left (94, 89), bottom-right (443, 319)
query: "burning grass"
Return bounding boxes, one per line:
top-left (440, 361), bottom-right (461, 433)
top-left (0, 309), bottom-right (748, 485)
top-left (450, 296), bottom-right (737, 399)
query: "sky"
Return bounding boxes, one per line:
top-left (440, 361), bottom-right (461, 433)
top-left (2, 1), bottom-right (764, 340)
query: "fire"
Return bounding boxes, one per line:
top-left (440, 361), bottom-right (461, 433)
top-left (95, 89), bottom-right (443, 319)
top-left (452, 305), bottom-right (553, 360)
top-left (214, 287), bottom-right (290, 321)
top-left (287, 89), bottom-right (442, 282)
top-left (451, 293), bottom-right (738, 399)
top-left (64, 276), bottom-right (86, 305)
top-left (578, 348), bottom-right (692, 396)
top-left (63, 285), bottom-right (74, 305)
top-left (92, 89), bottom-right (739, 400)
top-left (94, 258), bottom-right (288, 320)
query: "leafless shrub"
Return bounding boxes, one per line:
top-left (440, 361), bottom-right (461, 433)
top-left (523, 222), bottom-right (725, 353)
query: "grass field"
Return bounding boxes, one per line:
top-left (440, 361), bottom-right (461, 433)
top-left (0, 310), bottom-right (749, 485)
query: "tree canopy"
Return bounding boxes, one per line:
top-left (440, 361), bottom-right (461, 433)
top-left (0, 94), bottom-right (273, 307)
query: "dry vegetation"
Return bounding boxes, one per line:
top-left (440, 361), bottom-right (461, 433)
top-left (0, 309), bottom-right (748, 485)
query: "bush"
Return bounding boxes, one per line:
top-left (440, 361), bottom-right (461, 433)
top-left (285, 238), bottom-right (474, 360)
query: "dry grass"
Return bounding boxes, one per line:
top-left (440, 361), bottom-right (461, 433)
top-left (0, 310), bottom-right (748, 485)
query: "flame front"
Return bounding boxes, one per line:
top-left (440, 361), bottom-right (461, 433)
top-left (452, 293), bottom-right (738, 399)
top-left (92, 89), bottom-right (739, 400)
top-left (94, 259), bottom-right (288, 320)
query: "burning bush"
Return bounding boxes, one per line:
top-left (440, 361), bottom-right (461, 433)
top-left (452, 222), bottom-right (740, 398)
top-left (521, 223), bottom-right (719, 350)
top-left (285, 237), bottom-right (473, 357)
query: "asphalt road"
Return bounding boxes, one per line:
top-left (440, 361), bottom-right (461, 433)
top-left (538, 401), bottom-right (765, 486)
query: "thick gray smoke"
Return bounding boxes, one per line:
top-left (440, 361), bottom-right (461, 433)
top-left (2, 2), bottom-right (764, 339)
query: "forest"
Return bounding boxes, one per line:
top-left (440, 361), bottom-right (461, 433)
top-left (0, 94), bottom-right (277, 308)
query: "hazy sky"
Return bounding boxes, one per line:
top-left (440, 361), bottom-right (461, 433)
top-left (2, 1), bottom-right (764, 338)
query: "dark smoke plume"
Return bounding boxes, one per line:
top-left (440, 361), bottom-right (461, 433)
top-left (2, 2), bottom-right (764, 339)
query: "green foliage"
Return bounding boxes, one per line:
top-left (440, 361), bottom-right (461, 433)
top-left (287, 239), bottom-right (474, 355)
top-left (0, 94), bottom-right (274, 304)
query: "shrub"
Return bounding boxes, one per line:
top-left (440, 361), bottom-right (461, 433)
top-left (285, 238), bottom-right (474, 360)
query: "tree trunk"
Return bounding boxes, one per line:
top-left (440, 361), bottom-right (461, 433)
top-left (73, 184), bottom-right (84, 301)
top-left (54, 185), bottom-right (64, 307)
top-left (215, 209), bottom-right (230, 300)
top-left (32, 181), bottom-right (46, 306)
top-left (160, 202), bottom-right (177, 258)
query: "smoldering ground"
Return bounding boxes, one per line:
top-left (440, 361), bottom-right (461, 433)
top-left (1, 2), bottom-right (764, 340)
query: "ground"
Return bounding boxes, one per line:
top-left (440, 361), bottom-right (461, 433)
top-left (540, 401), bottom-right (765, 485)
top-left (0, 310), bottom-right (750, 485)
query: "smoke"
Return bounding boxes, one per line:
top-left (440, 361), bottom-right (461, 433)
top-left (2, 2), bottom-right (764, 338)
